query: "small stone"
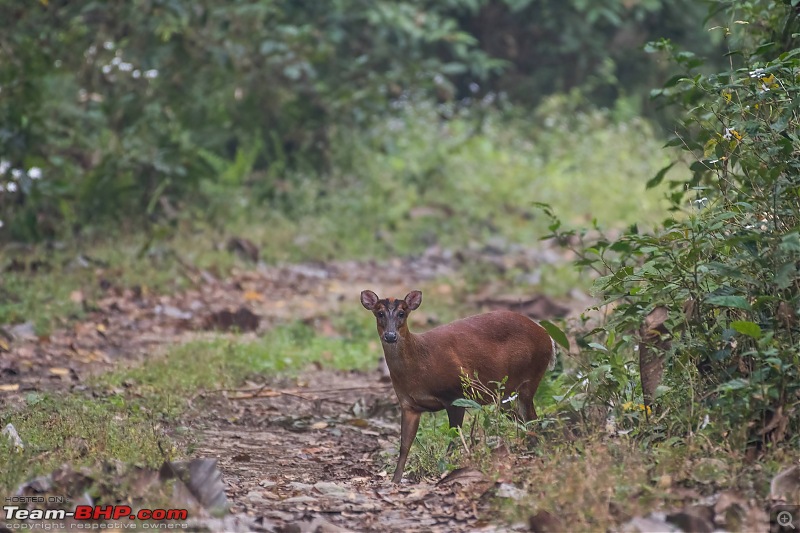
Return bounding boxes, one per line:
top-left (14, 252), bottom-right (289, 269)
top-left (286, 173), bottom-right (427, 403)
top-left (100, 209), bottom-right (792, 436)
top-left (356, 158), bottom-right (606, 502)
top-left (282, 495), bottom-right (318, 504)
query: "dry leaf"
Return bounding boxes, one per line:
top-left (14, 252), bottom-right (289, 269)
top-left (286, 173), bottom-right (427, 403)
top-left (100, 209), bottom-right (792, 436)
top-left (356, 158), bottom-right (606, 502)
top-left (243, 290), bottom-right (263, 301)
top-left (49, 367), bottom-right (70, 376)
top-left (770, 465), bottom-right (800, 501)
top-left (0, 383), bottom-right (20, 392)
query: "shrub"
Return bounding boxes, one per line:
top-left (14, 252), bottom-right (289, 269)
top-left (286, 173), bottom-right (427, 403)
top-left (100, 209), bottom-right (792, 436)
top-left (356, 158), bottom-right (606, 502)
top-left (547, 0), bottom-right (800, 451)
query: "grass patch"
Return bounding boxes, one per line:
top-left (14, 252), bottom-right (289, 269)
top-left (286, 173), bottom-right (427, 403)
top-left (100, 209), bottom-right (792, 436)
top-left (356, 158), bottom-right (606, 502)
top-left (0, 316), bottom-right (378, 492)
top-left (498, 433), bottom-right (791, 531)
top-left (0, 232), bottom-right (239, 334)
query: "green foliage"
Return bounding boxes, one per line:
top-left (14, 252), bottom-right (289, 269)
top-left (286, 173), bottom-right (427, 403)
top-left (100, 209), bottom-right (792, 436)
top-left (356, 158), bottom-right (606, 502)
top-left (0, 0), bottom-right (724, 242)
top-left (452, 0), bottom-right (725, 111)
top-left (547, 0), bottom-right (800, 449)
top-left (267, 97), bottom-right (671, 261)
top-left (0, 0), bottom-right (500, 240)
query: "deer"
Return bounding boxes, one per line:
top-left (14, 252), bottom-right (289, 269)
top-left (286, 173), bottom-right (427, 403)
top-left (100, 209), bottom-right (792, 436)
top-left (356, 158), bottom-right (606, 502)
top-left (360, 289), bottom-right (556, 483)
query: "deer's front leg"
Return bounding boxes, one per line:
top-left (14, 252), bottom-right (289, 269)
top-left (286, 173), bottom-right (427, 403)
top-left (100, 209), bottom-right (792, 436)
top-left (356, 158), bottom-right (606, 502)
top-left (392, 408), bottom-right (421, 483)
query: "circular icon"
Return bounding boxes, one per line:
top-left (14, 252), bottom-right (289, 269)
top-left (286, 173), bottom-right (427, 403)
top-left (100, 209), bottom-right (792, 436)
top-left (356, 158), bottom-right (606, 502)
top-left (778, 510), bottom-right (795, 529)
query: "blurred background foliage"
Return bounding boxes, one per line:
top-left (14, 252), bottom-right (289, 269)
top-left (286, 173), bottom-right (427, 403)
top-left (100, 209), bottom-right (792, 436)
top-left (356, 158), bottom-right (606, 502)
top-left (1, 0), bottom-right (722, 242)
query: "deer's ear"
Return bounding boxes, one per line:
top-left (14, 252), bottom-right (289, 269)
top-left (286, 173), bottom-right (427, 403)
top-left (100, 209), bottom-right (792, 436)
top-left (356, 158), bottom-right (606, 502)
top-left (404, 290), bottom-right (422, 310)
top-left (361, 290), bottom-right (379, 310)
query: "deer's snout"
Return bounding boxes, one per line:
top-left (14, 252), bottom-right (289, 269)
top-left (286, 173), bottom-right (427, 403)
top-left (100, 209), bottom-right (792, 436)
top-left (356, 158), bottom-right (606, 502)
top-left (383, 331), bottom-right (398, 343)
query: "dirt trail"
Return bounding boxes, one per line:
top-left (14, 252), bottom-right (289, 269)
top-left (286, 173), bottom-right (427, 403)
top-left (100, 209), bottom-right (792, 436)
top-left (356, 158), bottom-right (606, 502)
top-left (193, 369), bottom-right (519, 532)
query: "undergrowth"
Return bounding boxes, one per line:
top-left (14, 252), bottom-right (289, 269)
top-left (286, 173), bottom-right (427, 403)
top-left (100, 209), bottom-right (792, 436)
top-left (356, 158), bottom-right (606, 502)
top-left (0, 316), bottom-right (377, 492)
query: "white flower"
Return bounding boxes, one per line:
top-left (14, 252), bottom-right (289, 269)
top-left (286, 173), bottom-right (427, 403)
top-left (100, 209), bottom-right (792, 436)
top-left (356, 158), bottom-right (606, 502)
top-left (118, 62), bottom-right (133, 72)
top-left (0, 160), bottom-right (9, 174)
top-left (760, 83), bottom-right (770, 93)
top-left (132, 70), bottom-right (141, 79)
top-left (722, 128), bottom-right (734, 140)
top-left (11, 169), bottom-right (22, 179)
top-left (749, 68), bottom-right (765, 78)
top-left (112, 56), bottom-right (122, 66)
top-left (144, 69), bottom-right (158, 79)
top-left (0, 220), bottom-right (4, 228)
top-left (102, 64), bottom-right (112, 74)
top-left (103, 41), bottom-right (115, 50)
top-left (28, 167), bottom-right (42, 180)
top-left (6, 182), bottom-right (17, 192)
top-left (469, 82), bottom-right (479, 93)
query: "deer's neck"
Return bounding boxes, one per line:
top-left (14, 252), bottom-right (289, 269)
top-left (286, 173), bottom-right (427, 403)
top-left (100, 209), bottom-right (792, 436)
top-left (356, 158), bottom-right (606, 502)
top-left (383, 330), bottom-right (427, 365)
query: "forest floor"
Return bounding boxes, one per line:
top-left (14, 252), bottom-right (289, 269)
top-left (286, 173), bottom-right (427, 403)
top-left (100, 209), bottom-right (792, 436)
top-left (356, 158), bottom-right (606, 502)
top-left (0, 240), bottom-right (788, 532)
top-left (1, 242), bottom-right (593, 532)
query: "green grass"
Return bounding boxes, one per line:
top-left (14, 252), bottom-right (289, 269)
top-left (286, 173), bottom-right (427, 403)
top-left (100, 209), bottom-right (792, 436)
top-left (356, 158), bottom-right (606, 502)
top-left (0, 231), bottom-right (237, 334)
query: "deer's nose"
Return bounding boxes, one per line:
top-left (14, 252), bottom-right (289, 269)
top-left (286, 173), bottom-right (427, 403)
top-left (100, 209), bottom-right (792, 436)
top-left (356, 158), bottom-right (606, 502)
top-left (383, 331), bottom-right (398, 343)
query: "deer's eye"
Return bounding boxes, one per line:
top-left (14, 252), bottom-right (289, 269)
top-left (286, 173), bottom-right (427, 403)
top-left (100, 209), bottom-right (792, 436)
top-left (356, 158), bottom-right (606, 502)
top-left (398, 311), bottom-right (405, 318)
top-left (377, 311), bottom-right (385, 318)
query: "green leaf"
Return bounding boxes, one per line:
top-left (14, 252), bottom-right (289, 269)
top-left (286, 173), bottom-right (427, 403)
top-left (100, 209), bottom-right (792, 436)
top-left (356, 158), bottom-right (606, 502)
top-left (730, 321), bottom-right (761, 339)
top-left (451, 398), bottom-right (481, 409)
top-left (705, 295), bottom-right (751, 310)
top-left (717, 378), bottom-right (750, 392)
top-left (775, 262), bottom-right (797, 290)
top-left (663, 137), bottom-right (684, 148)
top-left (588, 342), bottom-right (608, 352)
top-left (780, 232), bottom-right (800, 252)
top-left (646, 162), bottom-right (676, 189)
top-left (540, 320), bottom-right (569, 351)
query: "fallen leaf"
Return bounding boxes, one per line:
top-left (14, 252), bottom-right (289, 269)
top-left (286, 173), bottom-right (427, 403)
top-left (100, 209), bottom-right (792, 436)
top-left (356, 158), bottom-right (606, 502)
top-left (49, 367), bottom-right (70, 376)
top-left (160, 458), bottom-right (228, 515)
top-left (529, 510), bottom-right (564, 533)
top-left (243, 290), bottom-right (263, 301)
top-left (203, 307), bottom-right (260, 332)
top-left (301, 447), bottom-right (328, 454)
top-left (666, 508), bottom-right (714, 533)
top-left (226, 237), bottom-right (260, 262)
top-left (404, 488), bottom-right (430, 502)
top-left (0, 383), bottom-right (20, 392)
top-left (437, 467), bottom-right (486, 487)
top-left (770, 465), bottom-right (800, 501)
top-left (70, 290), bottom-right (84, 304)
